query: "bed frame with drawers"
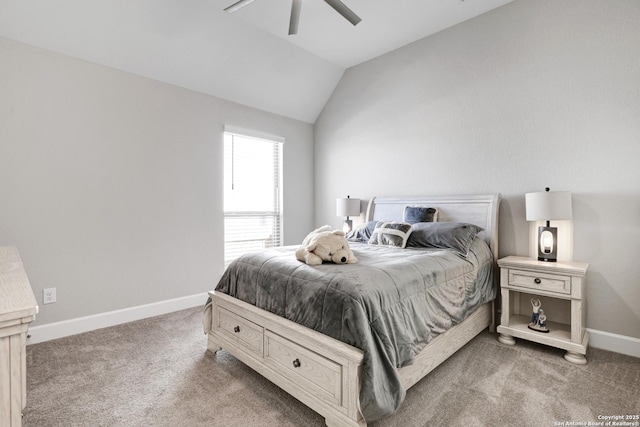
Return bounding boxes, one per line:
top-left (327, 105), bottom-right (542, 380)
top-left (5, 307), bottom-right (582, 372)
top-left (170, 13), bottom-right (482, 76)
top-left (205, 194), bottom-right (501, 426)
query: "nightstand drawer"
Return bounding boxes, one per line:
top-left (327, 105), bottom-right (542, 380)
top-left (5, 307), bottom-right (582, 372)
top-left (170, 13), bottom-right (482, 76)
top-left (508, 269), bottom-right (571, 295)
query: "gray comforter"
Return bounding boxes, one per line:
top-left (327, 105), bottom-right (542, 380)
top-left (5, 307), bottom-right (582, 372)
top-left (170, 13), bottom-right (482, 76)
top-left (214, 238), bottom-right (495, 422)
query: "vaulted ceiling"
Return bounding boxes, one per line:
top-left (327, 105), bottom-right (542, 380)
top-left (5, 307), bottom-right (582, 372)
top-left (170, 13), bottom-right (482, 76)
top-left (0, 0), bottom-right (513, 123)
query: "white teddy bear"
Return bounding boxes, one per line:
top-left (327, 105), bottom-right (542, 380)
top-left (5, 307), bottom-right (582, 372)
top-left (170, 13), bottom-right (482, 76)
top-left (295, 225), bottom-right (358, 266)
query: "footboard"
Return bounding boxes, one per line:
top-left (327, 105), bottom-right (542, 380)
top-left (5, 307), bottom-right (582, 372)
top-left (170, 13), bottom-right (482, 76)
top-left (205, 291), bottom-right (494, 426)
top-left (206, 291), bottom-right (366, 427)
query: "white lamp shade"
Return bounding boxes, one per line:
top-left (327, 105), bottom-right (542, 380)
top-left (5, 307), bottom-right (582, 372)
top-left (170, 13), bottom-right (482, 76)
top-left (525, 191), bottom-right (573, 221)
top-left (336, 198), bottom-right (360, 217)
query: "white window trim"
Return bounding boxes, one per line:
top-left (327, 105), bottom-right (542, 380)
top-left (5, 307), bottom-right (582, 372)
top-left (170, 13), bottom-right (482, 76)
top-left (224, 125), bottom-right (285, 144)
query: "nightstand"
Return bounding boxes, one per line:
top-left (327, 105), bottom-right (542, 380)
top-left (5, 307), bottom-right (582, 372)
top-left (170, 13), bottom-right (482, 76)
top-left (496, 256), bottom-right (589, 364)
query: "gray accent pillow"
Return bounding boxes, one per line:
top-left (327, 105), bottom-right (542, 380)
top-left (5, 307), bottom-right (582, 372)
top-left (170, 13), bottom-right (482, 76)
top-left (403, 206), bottom-right (438, 224)
top-left (406, 222), bottom-right (484, 255)
top-left (368, 221), bottom-right (413, 248)
top-left (346, 221), bottom-right (378, 242)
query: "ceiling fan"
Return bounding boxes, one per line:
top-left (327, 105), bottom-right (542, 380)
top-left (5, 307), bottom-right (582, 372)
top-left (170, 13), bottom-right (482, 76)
top-left (224, 0), bottom-right (361, 35)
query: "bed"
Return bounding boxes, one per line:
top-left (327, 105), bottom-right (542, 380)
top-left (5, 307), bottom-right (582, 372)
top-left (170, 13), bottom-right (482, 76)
top-left (203, 194), bottom-right (501, 426)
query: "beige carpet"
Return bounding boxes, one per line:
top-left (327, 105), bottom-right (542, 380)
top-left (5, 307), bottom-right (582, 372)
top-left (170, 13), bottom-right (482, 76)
top-left (25, 307), bottom-right (640, 427)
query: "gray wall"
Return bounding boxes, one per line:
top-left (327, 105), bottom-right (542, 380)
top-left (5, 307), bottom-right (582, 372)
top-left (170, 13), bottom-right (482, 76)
top-left (0, 38), bottom-right (315, 326)
top-left (315, 0), bottom-right (640, 338)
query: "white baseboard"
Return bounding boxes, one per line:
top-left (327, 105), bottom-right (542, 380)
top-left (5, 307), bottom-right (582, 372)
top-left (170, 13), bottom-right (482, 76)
top-left (588, 328), bottom-right (640, 359)
top-left (27, 292), bottom-right (209, 345)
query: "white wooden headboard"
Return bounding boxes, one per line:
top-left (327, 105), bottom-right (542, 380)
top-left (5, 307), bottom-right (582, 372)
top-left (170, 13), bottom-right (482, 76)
top-left (365, 194), bottom-right (501, 262)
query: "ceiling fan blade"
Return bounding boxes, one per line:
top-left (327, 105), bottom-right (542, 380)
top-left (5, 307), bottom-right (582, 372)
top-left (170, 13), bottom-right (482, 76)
top-left (323, 0), bottom-right (361, 26)
top-left (288, 0), bottom-right (302, 35)
top-left (224, 0), bottom-right (257, 13)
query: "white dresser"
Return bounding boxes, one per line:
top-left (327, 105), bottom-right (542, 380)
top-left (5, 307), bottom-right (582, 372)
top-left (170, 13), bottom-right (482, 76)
top-left (0, 247), bottom-right (38, 426)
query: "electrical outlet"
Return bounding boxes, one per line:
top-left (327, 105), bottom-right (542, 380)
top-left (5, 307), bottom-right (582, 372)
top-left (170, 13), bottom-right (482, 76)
top-left (43, 287), bottom-right (56, 304)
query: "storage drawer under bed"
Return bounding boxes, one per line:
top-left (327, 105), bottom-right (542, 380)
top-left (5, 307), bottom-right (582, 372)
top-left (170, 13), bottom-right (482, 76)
top-left (264, 330), bottom-right (343, 406)
top-left (214, 306), bottom-right (264, 357)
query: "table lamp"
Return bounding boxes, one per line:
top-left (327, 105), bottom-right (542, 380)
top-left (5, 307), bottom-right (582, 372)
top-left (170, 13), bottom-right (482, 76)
top-left (525, 188), bottom-right (573, 262)
top-left (336, 195), bottom-right (360, 233)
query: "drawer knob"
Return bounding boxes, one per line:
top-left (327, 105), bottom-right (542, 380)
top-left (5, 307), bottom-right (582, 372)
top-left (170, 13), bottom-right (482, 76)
top-left (534, 278), bottom-right (542, 284)
top-left (233, 326), bottom-right (240, 333)
top-left (292, 358), bottom-right (301, 368)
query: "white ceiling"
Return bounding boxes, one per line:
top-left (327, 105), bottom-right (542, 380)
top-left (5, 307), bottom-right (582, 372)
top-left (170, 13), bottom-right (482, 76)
top-left (0, 0), bottom-right (513, 123)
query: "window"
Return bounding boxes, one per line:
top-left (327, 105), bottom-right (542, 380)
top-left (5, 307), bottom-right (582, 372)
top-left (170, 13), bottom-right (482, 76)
top-left (223, 128), bottom-right (283, 267)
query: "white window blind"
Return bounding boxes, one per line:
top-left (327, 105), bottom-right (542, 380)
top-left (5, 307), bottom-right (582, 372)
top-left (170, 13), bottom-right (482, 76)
top-left (224, 130), bottom-right (283, 267)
